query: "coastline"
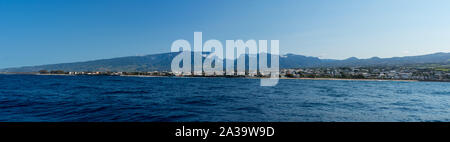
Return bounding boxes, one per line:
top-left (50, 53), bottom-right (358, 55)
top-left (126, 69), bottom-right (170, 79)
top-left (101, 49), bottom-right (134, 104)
top-left (277, 77), bottom-right (419, 82)
top-left (119, 75), bottom-right (167, 78)
top-left (0, 72), bottom-right (444, 82)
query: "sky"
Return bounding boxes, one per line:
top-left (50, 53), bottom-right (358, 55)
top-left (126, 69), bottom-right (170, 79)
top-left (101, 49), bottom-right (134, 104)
top-left (1, 0), bottom-right (450, 68)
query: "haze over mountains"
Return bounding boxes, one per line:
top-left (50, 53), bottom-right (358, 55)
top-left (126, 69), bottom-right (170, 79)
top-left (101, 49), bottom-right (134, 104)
top-left (1, 52), bottom-right (449, 73)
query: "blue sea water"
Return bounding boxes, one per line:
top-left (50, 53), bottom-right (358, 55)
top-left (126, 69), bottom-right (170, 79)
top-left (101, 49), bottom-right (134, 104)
top-left (0, 74), bottom-right (449, 122)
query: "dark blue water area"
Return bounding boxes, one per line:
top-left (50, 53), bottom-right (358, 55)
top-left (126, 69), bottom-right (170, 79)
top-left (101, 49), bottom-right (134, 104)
top-left (0, 74), bottom-right (449, 122)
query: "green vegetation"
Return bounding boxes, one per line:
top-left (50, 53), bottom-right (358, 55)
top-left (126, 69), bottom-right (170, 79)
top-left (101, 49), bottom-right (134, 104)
top-left (436, 68), bottom-right (450, 72)
top-left (50, 70), bottom-right (65, 74)
top-left (39, 70), bottom-right (49, 74)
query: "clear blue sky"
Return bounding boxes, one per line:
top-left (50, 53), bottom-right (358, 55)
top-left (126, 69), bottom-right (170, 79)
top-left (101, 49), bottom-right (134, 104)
top-left (1, 0), bottom-right (449, 68)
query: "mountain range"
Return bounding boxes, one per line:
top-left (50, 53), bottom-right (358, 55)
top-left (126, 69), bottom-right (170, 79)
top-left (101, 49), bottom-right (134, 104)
top-left (1, 52), bottom-right (449, 72)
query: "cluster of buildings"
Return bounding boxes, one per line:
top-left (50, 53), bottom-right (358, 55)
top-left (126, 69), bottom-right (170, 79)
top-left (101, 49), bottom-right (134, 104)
top-left (39, 70), bottom-right (174, 76)
top-left (38, 66), bottom-right (450, 81)
top-left (280, 67), bottom-right (450, 81)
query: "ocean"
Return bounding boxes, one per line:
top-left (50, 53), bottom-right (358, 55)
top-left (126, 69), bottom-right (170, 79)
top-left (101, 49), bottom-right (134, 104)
top-left (0, 74), bottom-right (449, 122)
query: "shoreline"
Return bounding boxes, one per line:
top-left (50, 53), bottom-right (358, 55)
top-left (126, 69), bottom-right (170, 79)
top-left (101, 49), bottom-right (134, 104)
top-left (119, 75), bottom-right (425, 82)
top-left (2, 72), bottom-right (447, 82)
top-left (119, 75), bottom-right (167, 78)
top-left (277, 77), bottom-right (419, 82)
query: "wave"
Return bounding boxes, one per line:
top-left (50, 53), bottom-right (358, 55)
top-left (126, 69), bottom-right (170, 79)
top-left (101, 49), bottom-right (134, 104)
top-left (101, 90), bottom-right (151, 95)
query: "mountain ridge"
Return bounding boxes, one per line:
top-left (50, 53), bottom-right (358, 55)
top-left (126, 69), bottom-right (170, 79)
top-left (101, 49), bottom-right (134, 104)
top-left (1, 52), bottom-right (449, 72)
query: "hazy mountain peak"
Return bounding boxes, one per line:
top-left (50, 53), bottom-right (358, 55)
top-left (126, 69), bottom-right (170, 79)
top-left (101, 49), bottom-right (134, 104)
top-left (345, 57), bottom-right (359, 60)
